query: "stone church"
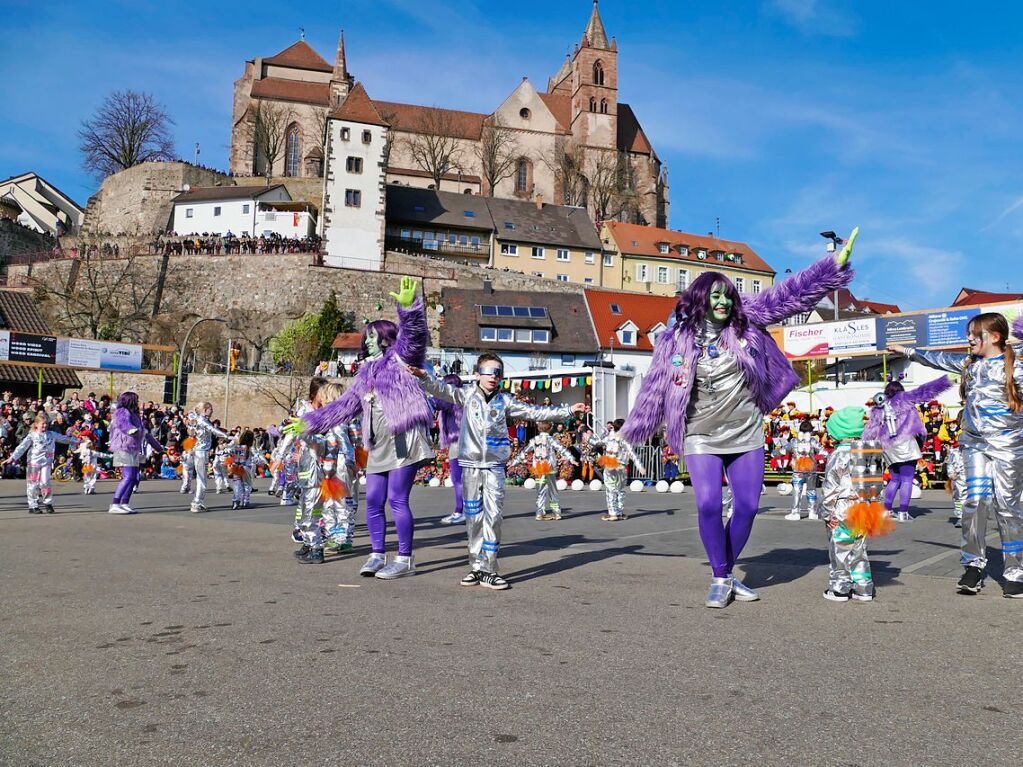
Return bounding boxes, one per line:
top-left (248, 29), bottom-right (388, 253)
top-left (230, 1), bottom-right (668, 228)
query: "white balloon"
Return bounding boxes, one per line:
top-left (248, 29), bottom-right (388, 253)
top-left (655, 480), bottom-right (670, 493)
top-left (670, 481), bottom-right (686, 494)
top-left (358, 475), bottom-right (367, 486)
top-left (428, 477), bottom-right (441, 488)
top-left (523, 478), bottom-right (537, 490)
top-left (556, 479), bottom-right (568, 491)
top-left (589, 479), bottom-right (603, 491)
top-left (777, 483), bottom-right (792, 496)
top-left (571, 479), bottom-right (584, 491)
top-left (443, 477), bottom-right (453, 488)
top-left (629, 480), bottom-right (645, 493)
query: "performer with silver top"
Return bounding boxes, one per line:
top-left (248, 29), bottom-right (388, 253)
top-left (510, 421), bottom-right (578, 520)
top-left (589, 419), bottom-right (644, 521)
top-left (186, 402), bottom-right (229, 513)
top-left (784, 419), bottom-right (823, 521)
top-left (3, 414), bottom-right (80, 513)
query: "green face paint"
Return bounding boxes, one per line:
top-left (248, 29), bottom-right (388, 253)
top-left (708, 283), bottom-right (733, 322)
top-left (366, 329), bottom-right (382, 358)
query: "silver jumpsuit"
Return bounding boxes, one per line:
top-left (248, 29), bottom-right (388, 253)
top-left (212, 442), bottom-right (230, 493)
top-left (78, 445), bottom-right (111, 494)
top-left (946, 445), bottom-right (966, 519)
top-left (821, 442), bottom-right (874, 598)
top-left (589, 433), bottom-right (642, 518)
top-left (10, 431), bottom-right (78, 509)
top-left (788, 435), bottom-right (823, 518)
top-left (187, 413), bottom-right (229, 509)
top-left (907, 348), bottom-right (1023, 581)
top-left (313, 423), bottom-right (360, 549)
top-left (229, 444), bottom-right (263, 506)
top-left (179, 446), bottom-right (195, 494)
top-left (422, 376), bottom-right (572, 574)
top-left (510, 433), bottom-right (576, 518)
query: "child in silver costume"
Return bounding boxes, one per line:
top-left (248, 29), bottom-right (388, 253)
top-left (186, 403), bottom-right (229, 513)
top-left (414, 353), bottom-right (588, 590)
top-left (589, 419), bottom-right (645, 521)
top-left (312, 383), bottom-right (360, 552)
top-left (3, 414), bottom-right (80, 513)
top-left (179, 432), bottom-right (196, 495)
top-left (77, 437), bottom-right (111, 495)
top-left (784, 420), bottom-right (823, 521)
top-left (510, 421), bottom-right (578, 521)
top-left (820, 406), bottom-right (875, 602)
top-left (212, 439), bottom-right (231, 494)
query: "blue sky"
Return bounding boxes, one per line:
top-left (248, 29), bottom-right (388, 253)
top-left (2, 0), bottom-right (1021, 310)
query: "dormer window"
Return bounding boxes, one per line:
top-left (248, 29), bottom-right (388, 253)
top-left (678, 245), bottom-right (688, 256)
top-left (658, 243), bottom-right (669, 254)
top-left (617, 321), bottom-right (638, 346)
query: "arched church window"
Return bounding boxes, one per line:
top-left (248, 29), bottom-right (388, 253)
top-left (600, 98), bottom-right (608, 114)
top-left (284, 124), bottom-right (301, 177)
top-left (515, 158), bottom-right (531, 193)
top-left (589, 96), bottom-right (597, 112)
top-left (593, 61), bottom-right (604, 85)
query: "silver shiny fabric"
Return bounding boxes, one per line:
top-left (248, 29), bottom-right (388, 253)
top-left (947, 446), bottom-right (966, 517)
top-left (909, 348), bottom-right (1023, 581)
top-left (461, 465), bottom-right (506, 573)
top-left (789, 436), bottom-right (822, 515)
top-left (364, 394), bottom-right (434, 473)
top-left (228, 445), bottom-right (262, 506)
top-left (212, 444), bottom-right (230, 492)
top-left (684, 320), bottom-right (765, 456)
top-left (179, 448), bottom-right (194, 493)
top-left (78, 446), bottom-right (109, 494)
top-left (10, 431), bottom-right (77, 509)
top-left (883, 438), bottom-right (922, 466)
top-left (589, 433), bottom-right (641, 517)
top-left (510, 433), bottom-right (575, 515)
top-left (187, 413), bottom-right (230, 504)
top-left (705, 576), bottom-right (734, 608)
top-left (821, 443), bottom-right (874, 597)
top-left (730, 577), bottom-right (759, 602)
top-left (317, 424), bottom-right (360, 548)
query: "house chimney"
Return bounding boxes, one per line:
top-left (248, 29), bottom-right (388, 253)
top-left (535, 194), bottom-right (544, 210)
top-left (483, 279), bottom-right (494, 295)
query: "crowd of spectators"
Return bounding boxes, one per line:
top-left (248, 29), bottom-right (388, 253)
top-left (152, 233), bottom-right (321, 256)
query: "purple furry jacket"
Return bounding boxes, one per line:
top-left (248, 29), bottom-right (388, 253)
top-left (303, 296), bottom-right (431, 443)
top-left (108, 407), bottom-right (161, 453)
top-left (1014, 315), bottom-right (1023, 344)
top-left (862, 376), bottom-right (952, 447)
top-left (620, 255), bottom-right (853, 454)
top-left (432, 398), bottom-right (463, 449)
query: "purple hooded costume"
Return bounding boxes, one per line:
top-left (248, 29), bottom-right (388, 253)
top-left (109, 393), bottom-right (162, 508)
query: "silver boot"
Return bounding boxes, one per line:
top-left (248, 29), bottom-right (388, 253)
top-left (375, 555), bottom-right (415, 580)
top-left (894, 511), bottom-right (912, 522)
top-left (705, 576), bottom-right (734, 608)
top-left (731, 577), bottom-right (760, 602)
top-left (359, 552), bottom-right (387, 577)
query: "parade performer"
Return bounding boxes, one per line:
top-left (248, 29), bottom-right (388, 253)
top-left (510, 420), bottom-right (578, 520)
top-left (212, 438), bottom-right (231, 494)
top-left (3, 414), bottom-right (80, 514)
top-left (412, 353), bottom-right (587, 590)
top-left (186, 402), bottom-right (229, 513)
top-left (621, 229), bottom-right (858, 608)
top-left (820, 406), bottom-right (886, 602)
top-left (77, 437), bottom-right (111, 495)
top-left (589, 419), bottom-right (645, 521)
top-left (891, 313), bottom-right (1023, 597)
top-left (179, 430), bottom-right (196, 496)
top-left (287, 381), bottom-right (328, 548)
top-left (228, 430), bottom-right (263, 510)
top-left (432, 373), bottom-right (467, 525)
top-left (107, 392), bottom-right (163, 515)
top-left (863, 376), bottom-right (953, 522)
top-left (945, 419), bottom-right (966, 527)
top-left (298, 278), bottom-right (433, 580)
top-left (784, 419), bottom-right (824, 521)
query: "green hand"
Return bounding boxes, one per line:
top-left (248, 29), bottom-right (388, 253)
top-left (388, 276), bottom-right (419, 309)
top-left (836, 227), bottom-right (859, 267)
top-left (283, 419), bottom-right (306, 437)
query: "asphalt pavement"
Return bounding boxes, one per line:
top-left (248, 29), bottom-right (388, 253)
top-left (2, 476), bottom-right (1021, 766)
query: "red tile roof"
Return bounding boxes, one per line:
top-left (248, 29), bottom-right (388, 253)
top-left (262, 41), bottom-right (333, 72)
top-left (330, 83), bottom-right (388, 126)
top-left (617, 103), bottom-right (653, 155)
top-left (251, 77), bottom-right (330, 106)
top-left (331, 332), bottom-right (363, 350)
top-left (605, 221), bottom-right (775, 275)
top-left (952, 288), bottom-right (1023, 307)
top-left (538, 92), bottom-right (572, 133)
top-left (372, 100), bottom-right (487, 140)
top-left (584, 288), bottom-right (677, 351)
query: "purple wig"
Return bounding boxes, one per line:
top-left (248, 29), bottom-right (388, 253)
top-left (360, 320), bottom-right (398, 360)
top-left (117, 391), bottom-right (140, 414)
top-left (884, 380), bottom-right (905, 399)
top-left (442, 373), bottom-right (462, 387)
top-left (674, 271), bottom-right (750, 335)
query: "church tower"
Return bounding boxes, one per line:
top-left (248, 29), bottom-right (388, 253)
top-left (569, 1), bottom-right (618, 150)
top-left (329, 30), bottom-right (353, 107)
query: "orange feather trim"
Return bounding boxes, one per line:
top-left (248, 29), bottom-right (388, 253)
top-left (596, 455), bottom-right (620, 469)
top-left (228, 465), bottom-right (247, 478)
top-left (181, 437), bottom-right (196, 451)
top-left (845, 502), bottom-right (896, 538)
top-left (531, 460), bottom-right (553, 478)
top-left (319, 475), bottom-right (349, 502)
top-left (355, 447), bottom-right (369, 469)
top-left (794, 456), bottom-right (816, 473)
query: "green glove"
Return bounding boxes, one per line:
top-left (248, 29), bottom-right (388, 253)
top-left (836, 227), bottom-right (859, 267)
top-left (389, 276), bottom-right (418, 309)
top-left (282, 419), bottom-right (306, 437)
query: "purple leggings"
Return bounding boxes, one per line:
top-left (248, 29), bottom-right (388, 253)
top-left (113, 466), bottom-right (140, 505)
top-left (685, 449), bottom-right (765, 578)
top-left (884, 461), bottom-right (916, 513)
top-left (450, 460), bottom-right (463, 516)
top-left (365, 462), bottom-right (421, 557)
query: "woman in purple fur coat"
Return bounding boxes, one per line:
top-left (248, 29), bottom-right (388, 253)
top-left (620, 230), bottom-right (858, 608)
top-left (300, 277), bottom-right (434, 580)
top-left (107, 391), bottom-right (163, 514)
top-left (432, 373), bottom-right (466, 526)
top-left (863, 376), bottom-right (952, 522)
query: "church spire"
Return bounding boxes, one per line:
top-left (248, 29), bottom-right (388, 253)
top-left (582, 0), bottom-right (609, 50)
top-left (329, 30), bottom-right (353, 107)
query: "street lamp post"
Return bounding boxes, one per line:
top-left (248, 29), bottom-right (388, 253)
top-left (177, 317), bottom-right (227, 406)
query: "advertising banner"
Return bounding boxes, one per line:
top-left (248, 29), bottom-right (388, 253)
top-left (783, 324), bottom-right (830, 358)
top-left (925, 309), bottom-right (974, 348)
top-left (828, 317), bottom-right (877, 354)
top-left (6, 332), bottom-right (58, 364)
top-left (55, 338), bottom-right (144, 371)
top-left (876, 313), bottom-right (928, 349)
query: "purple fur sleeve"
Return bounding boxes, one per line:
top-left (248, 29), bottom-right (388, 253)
top-left (620, 327), bottom-right (676, 445)
top-left (861, 409), bottom-right (883, 442)
top-left (744, 256), bottom-right (854, 327)
top-left (1013, 315), bottom-right (1023, 343)
top-left (895, 375), bottom-right (953, 406)
top-left (394, 296), bottom-right (429, 369)
top-left (303, 385), bottom-right (363, 435)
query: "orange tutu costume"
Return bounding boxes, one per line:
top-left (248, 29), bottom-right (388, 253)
top-left (181, 437), bottom-right (196, 451)
top-left (845, 502), bottom-right (896, 538)
top-left (793, 456), bottom-right (816, 473)
top-left (596, 455), bottom-right (620, 470)
top-left (319, 475), bottom-right (349, 502)
top-left (530, 460), bottom-right (553, 478)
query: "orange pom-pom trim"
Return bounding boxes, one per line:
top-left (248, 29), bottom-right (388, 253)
top-left (355, 447), bottom-right (369, 469)
top-left (228, 465), bottom-right (247, 478)
top-left (596, 455), bottom-right (620, 469)
top-left (531, 460), bottom-right (553, 478)
top-left (319, 475), bottom-right (349, 502)
top-left (82, 464), bottom-right (95, 475)
top-left (181, 437), bottom-right (196, 451)
top-left (845, 502), bottom-right (896, 538)
top-left (224, 456), bottom-right (234, 466)
top-left (794, 456), bottom-right (816, 473)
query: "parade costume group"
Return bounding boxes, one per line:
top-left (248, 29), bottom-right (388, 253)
top-left (12, 242), bottom-right (1023, 605)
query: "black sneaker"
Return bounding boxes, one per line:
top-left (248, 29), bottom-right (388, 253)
top-left (297, 547), bottom-right (324, 564)
top-left (460, 571), bottom-right (484, 587)
top-left (1003, 581), bottom-right (1023, 599)
top-left (293, 544), bottom-right (311, 558)
top-left (28, 507), bottom-right (42, 514)
top-left (480, 572), bottom-right (510, 591)
top-left (44, 504), bottom-right (55, 514)
top-left (958, 566), bottom-right (985, 594)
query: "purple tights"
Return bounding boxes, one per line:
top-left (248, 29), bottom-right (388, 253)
top-left (884, 461), bottom-right (916, 513)
top-left (365, 462), bottom-right (421, 557)
top-left (450, 460), bottom-right (463, 517)
top-left (685, 449), bottom-right (765, 578)
top-left (113, 466), bottom-right (139, 505)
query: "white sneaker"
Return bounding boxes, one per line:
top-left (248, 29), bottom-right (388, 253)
top-left (121, 505), bottom-right (137, 515)
top-left (807, 511), bottom-right (820, 520)
top-left (375, 555), bottom-right (415, 580)
top-left (440, 512), bottom-right (465, 525)
top-left (108, 503), bottom-right (131, 515)
top-left (784, 510), bottom-right (801, 521)
top-left (190, 503), bottom-right (206, 513)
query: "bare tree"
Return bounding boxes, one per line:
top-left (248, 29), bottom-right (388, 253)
top-left (473, 117), bottom-right (519, 196)
top-left (253, 100), bottom-right (294, 177)
top-left (396, 109), bottom-right (464, 188)
top-left (78, 90), bottom-right (176, 179)
top-left (542, 139), bottom-right (588, 208)
top-left (587, 150), bottom-right (640, 223)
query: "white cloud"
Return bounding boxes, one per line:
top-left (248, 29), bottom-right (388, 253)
top-left (768, 0), bottom-right (858, 36)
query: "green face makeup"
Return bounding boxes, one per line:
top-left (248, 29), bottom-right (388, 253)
top-left (366, 330), bottom-right (382, 358)
top-left (708, 283), bottom-right (733, 321)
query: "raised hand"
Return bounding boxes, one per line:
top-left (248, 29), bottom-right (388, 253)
top-left (886, 344), bottom-right (908, 356)
top-left (389, 276), bottom-right (419, 309)
top-left (836, 227), bottom-right (859, 267)
top-left (282, 418), bottom-right (306, 437)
